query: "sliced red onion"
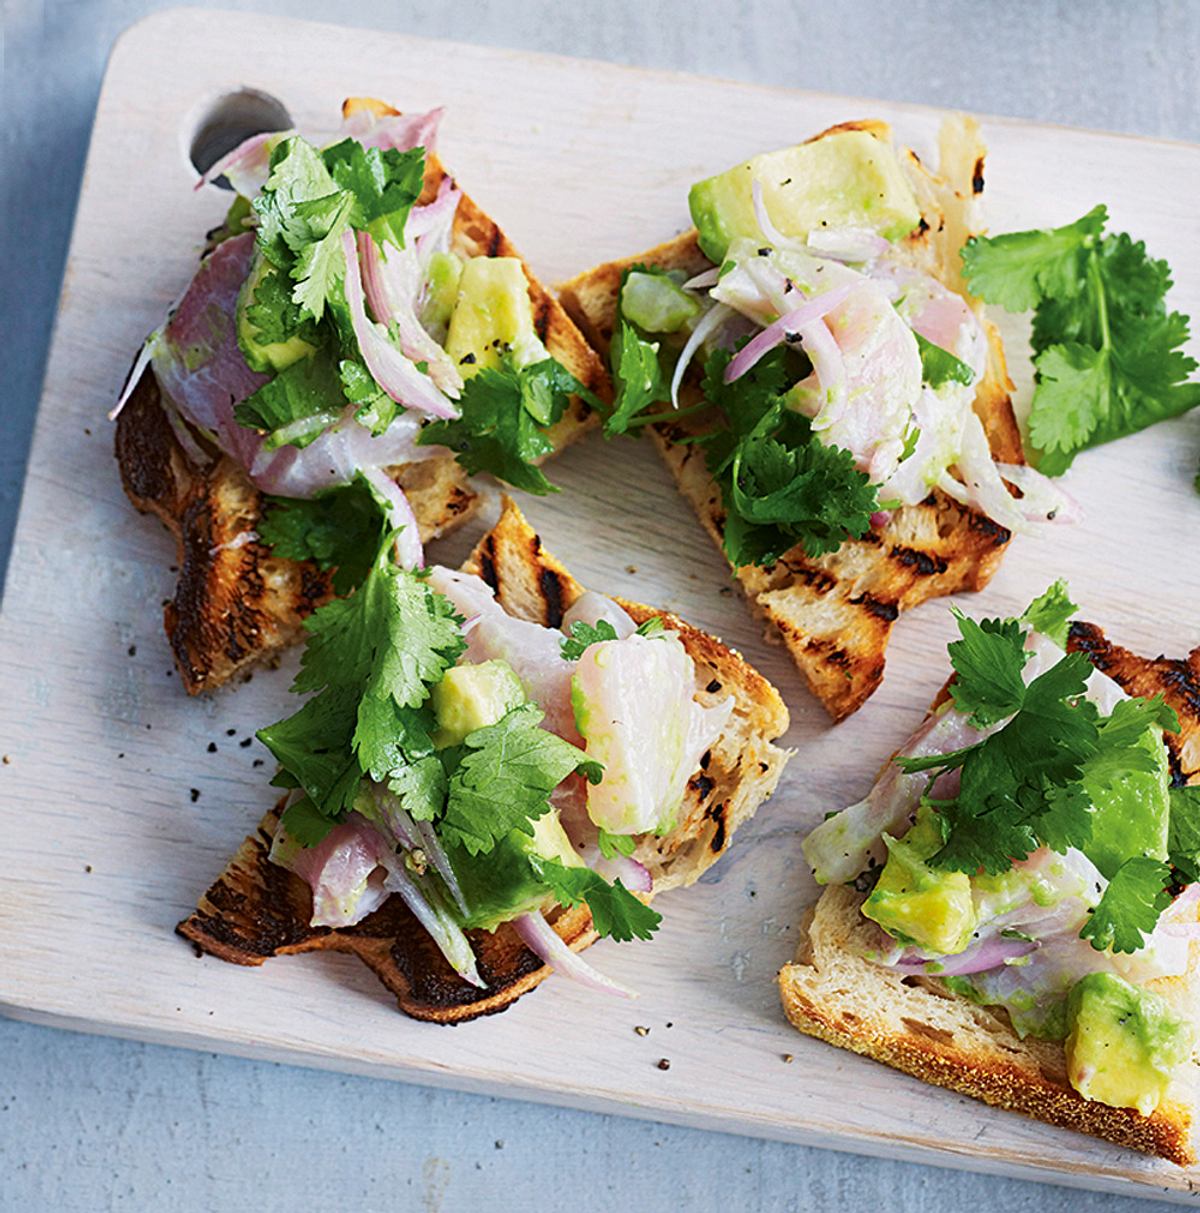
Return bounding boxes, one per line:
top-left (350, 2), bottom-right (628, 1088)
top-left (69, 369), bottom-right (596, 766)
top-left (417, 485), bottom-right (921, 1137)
top-left (368, 783), bottom-right (467, 914)
top-left (592, 852), bottom-right (653, 894)
top-left (995, 462), bottom-right (1083, 525)
top-left (383, 857), bottom-right (484, 988)
top-left (109, 335), bottom-right (158, 420)
top-left (723, 283), bottom-right (855, 384)
top-left (406, 177), bottom-right (461, 252)
top-left (1158, 883), bottom-right (1200, 938)
top-left (361, 465), bottom-right (423, 569)
top-left (682, 267), bottom-right (721, 291)
top-left (266, 410), bottom-right (343, 450)
top-left (670, 302), bottom-right (733, 407)
top-left (195, 129), bottom-right (294, 195)
top-left (751, 179), bottom-right (806, 252)
top-left (341, 106), bottom-right (444, 152)
top-left (341, 229), bottom-right (459, 419)
top-left (806, 227), bottom-right (890, 263)
top-left (357, 230), bottom-right (462, 396)
top-left (209, 529), bottom-right (258, 557)
top-left (163, 403), bottom-right (216, 470)
top-left (892, 933), bottom-right (1040, 977)
top-left (870, 510), bottom-right (893, 529)
top-left (795, 317), bottom-right (847, 428)
top-left (512, 911), bottom-right (636, 998)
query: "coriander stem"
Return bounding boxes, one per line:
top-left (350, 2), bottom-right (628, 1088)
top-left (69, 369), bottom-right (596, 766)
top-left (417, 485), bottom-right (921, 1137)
top-left (1088, 248), bottom-right (1111, 353)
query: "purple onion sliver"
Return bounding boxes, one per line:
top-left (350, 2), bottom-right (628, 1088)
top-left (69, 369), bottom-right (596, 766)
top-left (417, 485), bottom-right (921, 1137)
top-left (723, 283), bottom-right (855, 385)
top-left (512, 912), bottom-right (637, 999)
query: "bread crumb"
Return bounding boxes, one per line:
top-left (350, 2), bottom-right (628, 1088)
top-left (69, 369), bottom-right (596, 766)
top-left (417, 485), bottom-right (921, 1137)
top-left (656, 1058), bottom-right (671, 1071)
top-left (634, 1025), bottom-right (650, 1037)
top-left (782, 1053), bottom-right (794, 1064)
top-left (1, 755), bottom-right (10, 766)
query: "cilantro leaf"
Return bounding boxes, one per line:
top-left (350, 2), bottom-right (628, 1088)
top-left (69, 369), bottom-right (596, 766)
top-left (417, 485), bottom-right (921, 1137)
top-left (963, 206), bottom-right (1200, 474)
top-left (321, 140), bottom-right (425, 247)
top-left (532, 858), bottom-right (661, 941)
top-left (946, 610), bottom-right (1030, 727)
top-left (387, 754), bottom-right (448, 823)
top-left (698, 348), bottom-right (877, 567)
top-left (287, 191), bottom-right (354, 322)
top-left (418, 357), bottom-right (598, 494)
top-left (261, 540), bottom-right (465, 808)
top-left (1080, 856), bottom-right (1172, 953)
top-left (279, 795), bottom-right (335, 847)
top-left (339, 358), bottom-right (398, 436)
top-left (915, 332), bottom-right (975, 388)
top-left (961, 205), bottom-right (1106, 313)
top-left (257, 683), bottom-right (363, 817)
top-left (257, 475), bottom-right (389, 594)
top-left (1168, 785), bottom-right (1200, 884)
top-left (1022, 579), bottom-right (1077, 647)
top-left (1081, 694), bottom-right (1179, 790)
top-left (440, 704), bottom-right (595, 856)
top-left (234, 349), bottom-right (347, 448)
top-left (605, 318), bottom-right (669, 436)
top-left (241, 259), bottom-right (319, 350)
top-left (597, 829), bottom-right (637, 860)
top-left (560, 619), bottom-right (619, 661)
top-left (252, 137), bottom-right (342, 267)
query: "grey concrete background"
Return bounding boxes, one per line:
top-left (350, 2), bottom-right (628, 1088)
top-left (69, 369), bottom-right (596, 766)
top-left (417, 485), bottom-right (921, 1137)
top-left (2, 2), bottom-right (1198, 1209)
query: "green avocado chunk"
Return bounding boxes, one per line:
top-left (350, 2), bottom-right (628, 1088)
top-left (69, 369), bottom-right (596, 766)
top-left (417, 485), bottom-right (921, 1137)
top-left (445, 256), bottom-right (548, 376)
top-left (431, 660), bottom-right (526, 749)
top-left (1083, 725), bottom-right (1171, 881)
top-left (688, 128), bottom-right (922, 263)
top-left (236, 254), bottom-right (317, 373)
top-left (449, 810), bottom-right (584, 932)
top-left (862, 805), bottom-right (977, 955)
top-left (1065, 971), bottom-right (1192, 1116)
top-left (420, 250), bottom-right (464, 338)
top-left (620, 270), bottom-right (700, 333)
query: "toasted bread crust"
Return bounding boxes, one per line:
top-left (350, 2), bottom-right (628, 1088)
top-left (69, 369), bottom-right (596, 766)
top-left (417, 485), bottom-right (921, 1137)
top-left (557, 119), bottom-right (1023, 720)
top-left (116, 101), bottom-right (609, 694)
top-left (780, 627), bottom-right (1200, 1164)
top-left (179, 498), bottom-right (790, 1021)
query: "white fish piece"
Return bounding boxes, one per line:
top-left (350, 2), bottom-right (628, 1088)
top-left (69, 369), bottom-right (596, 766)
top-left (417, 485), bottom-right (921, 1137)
top-left (572, 632), bottom-right (733, 835)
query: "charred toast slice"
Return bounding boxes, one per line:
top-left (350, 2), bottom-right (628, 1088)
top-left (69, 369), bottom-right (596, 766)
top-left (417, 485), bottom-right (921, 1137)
top-left (117, 98), bottom-right (609, 696)
top-left (779, 626), bottom-right (1200, 1164)
top-left (558, 118), bottom-right (1023, 721)
top-left (178, 497), bottom-right (791, 1022)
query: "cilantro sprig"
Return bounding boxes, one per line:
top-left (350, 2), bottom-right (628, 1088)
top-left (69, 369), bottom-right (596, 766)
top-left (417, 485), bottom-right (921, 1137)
top-left (896, 589), bottom-right (1183, 953)
top-left (418, 357), bottom-right (601, 495)
top-left (257, 531), bottom-right (659, 945)
top-left (532, 858), bottom-right (662, 942)
top-left (559, 615), bottom-right (665, 661)
top-left (962, 205), bottom-right (1200, 475)
top-left (699, 348), bottom-right (878, 568)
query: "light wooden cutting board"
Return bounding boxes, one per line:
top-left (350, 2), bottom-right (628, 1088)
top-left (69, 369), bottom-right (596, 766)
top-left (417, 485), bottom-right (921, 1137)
top-left (3, 8), bottom-right (1199, 1201)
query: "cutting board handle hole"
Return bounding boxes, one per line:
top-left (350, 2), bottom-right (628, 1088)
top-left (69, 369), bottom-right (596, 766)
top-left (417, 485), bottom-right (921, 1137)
top-left (188, 89), bottom-right (293, 188)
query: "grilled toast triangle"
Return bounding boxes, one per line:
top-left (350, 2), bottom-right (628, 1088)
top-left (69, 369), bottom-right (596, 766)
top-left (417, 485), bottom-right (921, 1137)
top-left (179, 497), bottom-right (790, 1022)
top-left (557, 116), bottom-right (1023, 721)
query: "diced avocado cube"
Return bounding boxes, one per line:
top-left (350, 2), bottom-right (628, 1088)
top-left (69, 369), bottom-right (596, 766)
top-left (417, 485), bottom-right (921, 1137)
top-left (236, 254), bottom-right (317, 374)
top-left (861, 805), bottom-right (976, 955)
top-left (620, 270), bottom-right (700, 333)
top-left (445, 256), bottom-right (547, 377)
top-left (688, 128), bottom-right (922, 263)
top-left (1065, 972), bottom-right (1193, 1116)
top-left (420, 250), bottom-right (463, 338)
top-left (431, 660), bottom-right (526, 749)
top-left (450, 811), bottom-right (584, 932)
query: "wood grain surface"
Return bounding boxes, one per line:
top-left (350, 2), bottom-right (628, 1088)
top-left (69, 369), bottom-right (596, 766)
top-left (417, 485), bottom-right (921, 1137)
top-left (2, 7), bottom-right (1199, 1203)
